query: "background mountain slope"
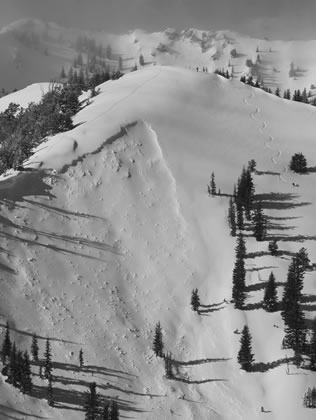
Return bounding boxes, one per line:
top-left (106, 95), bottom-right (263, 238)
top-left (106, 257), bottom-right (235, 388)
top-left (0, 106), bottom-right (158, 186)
top-left (2, 18), bottom-right (316, 93)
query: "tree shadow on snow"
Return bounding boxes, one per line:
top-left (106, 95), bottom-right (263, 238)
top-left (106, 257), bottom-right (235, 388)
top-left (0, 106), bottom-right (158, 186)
top-left (172, 376), bottom-right (228, 384)
top-left (0, 404), bottom-right (50, 419)
top-left (251, 357), bottom-right (294, 372)
top-left (173, 357), bottom-right (231, 367)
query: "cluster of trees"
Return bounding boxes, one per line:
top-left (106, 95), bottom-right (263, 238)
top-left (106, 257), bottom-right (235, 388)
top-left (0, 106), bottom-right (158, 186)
top-left (214, 68), bottom-right (232, 79)
top-left (290, 153), bottom-right (308, 173)
top-left (84, 382), bottom-right (120, 420)
top-left (303, 387), bottom-right (316, 408)
top-left (0, 82), bottom-right (79, 173)
top-left (226, 162), bottom-right (267, 241)
top-left (1, 323), bottom-right (32, 394)
top-left (281, 249), bottom-right (310, 365)
top-left (152, 322), bottom-right (174, 379)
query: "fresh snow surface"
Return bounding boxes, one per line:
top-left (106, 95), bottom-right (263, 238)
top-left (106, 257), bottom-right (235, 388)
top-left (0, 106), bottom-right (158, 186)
top-left (0, 66), bottom-right (316, 419)
top-left (2, 18), bottom-right (316, 93)
top-left (0, 83), bottom-right (54, 113)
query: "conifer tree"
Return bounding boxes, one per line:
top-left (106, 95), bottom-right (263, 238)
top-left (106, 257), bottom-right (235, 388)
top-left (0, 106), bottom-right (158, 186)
top-left (190, 289), bottom-right (200, 312)
top-left (289, 153), bottom-right (307, 173)
top-left (236, 200), bottom-right (244, 230)
top-left (31, 333), bottom-right (39, 362)
top-left (79, 348), bottom-right (84, 368)
top-left (252, 202), bottom-right (267, 241)
top-left (47, 376), bottom-right (54, 407)
top-left (164, 352), bottom-right (174, 379)
top-left (227, 197), bottom-right (237, 236)
top-left (152, 322), bottom-right (164, 357)
top-left (210, 172), bottom-right (216, 196)
top-left (21, 351), bottom-right (33, 394)
top-left (237, 325), bottom-right (254, 371)
top-left (101, 402), bottom-right (110, 420)
top-left (7, 343), bottom-right (18, 387)
top-left (43, 338), bottom-right (53, 379)
top-left (110, 399), bottom-right (119, 420)
top-left (310, 317), bottom-right (316, 371)
top-left (262, 272), bottom-right (278, 312)
top-left (283, 299), bottom-right (306, 353)
top-left (139, 54), bottom-right (145, 66)
top-left (84, 382), bottom-right (99, 420)
top-left (235, 233), bottom-right (246, 260)
top-left (268, 239), bottom-right (278, 256)
top-left (232, 255), bottom-right (246, 309)
top-left (1, 321), bottom-right (12, 363)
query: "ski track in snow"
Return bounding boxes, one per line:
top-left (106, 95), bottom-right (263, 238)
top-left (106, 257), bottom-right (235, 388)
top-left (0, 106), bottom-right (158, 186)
top-left (243, 91), bottom-right (291, 183)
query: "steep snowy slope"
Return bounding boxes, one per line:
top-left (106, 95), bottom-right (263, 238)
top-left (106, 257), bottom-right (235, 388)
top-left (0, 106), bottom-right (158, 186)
top-left (0, 66), bottom-right (316, 419)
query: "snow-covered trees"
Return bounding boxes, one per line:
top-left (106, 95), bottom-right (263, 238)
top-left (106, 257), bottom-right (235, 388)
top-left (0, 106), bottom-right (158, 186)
top-left (290, 153), bottom-right (307, 173)
top-left (262, 272), bottom-right (278, 312)
top-left (153, 322), bottom-right (164, 357)
top-left (237, 325), bottom-right (254, 371)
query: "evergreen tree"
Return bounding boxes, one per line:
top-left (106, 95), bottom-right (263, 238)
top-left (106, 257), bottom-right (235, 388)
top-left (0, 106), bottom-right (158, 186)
top-left (79, 348), bottom-right (84, 368)
top-left (7, 343), bottom-right (18, 386)
top-left (237, 325), bottom-right (254, 371)
top-left (310, 317), bottom-right (316, 370)
top-left (190, 289), bottom-right (200, 312)
top-left (31, 333), bottom-right (39, 362)
top-left (235, 233), bottom-right (246, 260)
top-left (275, 87), bottom-right (280, 97)
top-left (289, 153), bottom-right (307, 173)
top-left (1, 321), bottom-right (12, 363)
top-left (236, 167), bottom-right (255, 220)
top-left (210, 172), bottom-right (216, 196)
top-left (268, 239), bottom-right (278, 256)
top-left (43, 338), bottom-right (53, 379)
top-left (247, 159), bottom-right (256, 173)
top-left (101, 402), bottom-right (110, 420)
top-left (227, 197), bottom-right (237, 236)
top-left (60, 66), bottom-right (66, 79)
top-left (152, 322), bottom-right (164, 357)
top-left (84, 382), bottom-right (99, 420)
top-left (236, 200), bottom-right (244, 230)
top-left (283, 299), bottom-right (306, 353)
top-left (252, 202), bottom-right (267, 241)
top-left (164, 352), bottom-right (174, 379)
top-left (262, 272), bottom-right (278, 312)
top-left (110, 399), bottom-right (119, 420)
top-left (47, 376), bottom-right (54, 407)
top-left (21, 351), bottom-right (32, 394)
top-left (232, 252), bottom-right (246, 309)
top-left (139, 54), bottom-right (145, 66)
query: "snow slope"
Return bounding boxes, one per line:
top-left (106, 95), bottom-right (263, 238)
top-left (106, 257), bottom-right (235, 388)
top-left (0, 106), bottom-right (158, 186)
top-left (2, 18), bottom-right (316, 93)
top-left (0, 66), bottom-right (316, 419)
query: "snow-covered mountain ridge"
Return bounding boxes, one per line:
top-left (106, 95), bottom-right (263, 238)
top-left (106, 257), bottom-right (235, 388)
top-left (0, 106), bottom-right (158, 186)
top-left (1, 18), bottom-right (316, 93)
top-left (0, 65), bottom-right (316, 419)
